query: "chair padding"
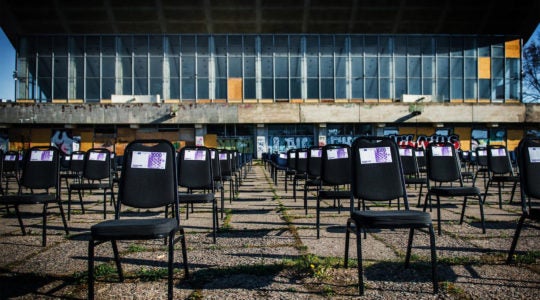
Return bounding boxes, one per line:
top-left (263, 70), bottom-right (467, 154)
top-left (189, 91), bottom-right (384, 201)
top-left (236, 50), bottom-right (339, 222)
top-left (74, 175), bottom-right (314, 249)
top-left (351, 210), bottom-right (432, 228)
top-left (91, 218), bottom-right (177, 239)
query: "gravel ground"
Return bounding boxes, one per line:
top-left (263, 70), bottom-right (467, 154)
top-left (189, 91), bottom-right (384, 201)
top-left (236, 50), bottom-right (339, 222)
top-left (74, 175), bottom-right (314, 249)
top-left (0, 161), bottom-right (539, 299)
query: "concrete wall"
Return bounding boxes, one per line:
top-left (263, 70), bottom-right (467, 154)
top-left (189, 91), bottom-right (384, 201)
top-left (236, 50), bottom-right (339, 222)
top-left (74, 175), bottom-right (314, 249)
top-left (0, 102), bottom-right (536, 125)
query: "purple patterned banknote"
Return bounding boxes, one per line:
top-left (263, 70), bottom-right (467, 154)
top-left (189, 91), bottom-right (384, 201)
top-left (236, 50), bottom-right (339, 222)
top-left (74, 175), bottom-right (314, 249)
top-left (131, 151), bottom-right (167, 169)
top-left (359, 147), bottom-right (392, 164)
top-left (30, 150), bottom-right (54, 161)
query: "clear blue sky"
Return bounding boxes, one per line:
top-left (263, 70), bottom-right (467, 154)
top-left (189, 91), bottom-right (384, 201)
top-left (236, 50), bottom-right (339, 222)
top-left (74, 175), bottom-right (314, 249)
top-left (0, 25), bottom-right (538, 101)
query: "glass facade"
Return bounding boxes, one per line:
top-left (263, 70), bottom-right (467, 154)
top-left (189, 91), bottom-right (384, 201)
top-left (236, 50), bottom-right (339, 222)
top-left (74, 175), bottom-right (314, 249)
top-left (15, 34), bottom-right (521, 103)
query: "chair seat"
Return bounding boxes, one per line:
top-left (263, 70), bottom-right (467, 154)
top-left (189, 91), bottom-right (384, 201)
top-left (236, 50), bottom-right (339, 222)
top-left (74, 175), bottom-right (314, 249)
top-left (405, 177), bottom-right (427, 184)
top-left (178, 192), bottom-right (215, 203)
top-left (70, 183), bottom-right (111, 190)
top-left (351, 210), bottom-right (432, 228)
top-left (319, 190), bottom-right (351, 198)
top-left (0, 194), bottom-right (57, 205)
top-left (429, 186), bottom-right (480, 196)
top-left (490, 175), bottom-right (519, 182)
top-left (91, 218), bottom-right (178, 239)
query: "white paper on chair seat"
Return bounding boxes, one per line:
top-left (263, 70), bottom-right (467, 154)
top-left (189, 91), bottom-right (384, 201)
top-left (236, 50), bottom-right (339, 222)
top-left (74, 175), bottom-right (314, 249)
top-left (432, 146), bottom-right (453, 157)
top-left (184, 149), bottom-right (206, 161)
top-left (359, 147), bottom-right (392, 164)
top-left (131, 151), bottom-right (167, 169)
top-left (327, 148), bottom-right (348, 160)
top-left (30, 150), bottom-right (54, 161)
top-left (491, 148), bottom-right (506, 157)
top-left (529, 147), bottom-right (540, 163)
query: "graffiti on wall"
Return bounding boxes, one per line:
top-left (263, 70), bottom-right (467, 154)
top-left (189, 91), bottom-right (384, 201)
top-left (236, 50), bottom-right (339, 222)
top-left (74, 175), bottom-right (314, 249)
top-left (388, 133), bottom-right (461, 149)
top-left (51, 130), bottom-right (80, 155)
top-left (217, 137), bottom-right (254, 153)
top-left (0, 133), bottom-right (8, 152)
top-left (268, 136), bottom-right (314, 153)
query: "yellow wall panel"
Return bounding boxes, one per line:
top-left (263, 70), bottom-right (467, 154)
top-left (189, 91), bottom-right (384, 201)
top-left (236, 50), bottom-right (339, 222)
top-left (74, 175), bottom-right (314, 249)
top-left (454, 127), bottom-right (471, 151)
top-left (478, 57), bottom-right (491, 79)
top-left (505, 39), bottom-right (521, 58)
top-left (507, 129), bottom-right (523, 151)
top-left (228, 78), bottom-right (243, 101)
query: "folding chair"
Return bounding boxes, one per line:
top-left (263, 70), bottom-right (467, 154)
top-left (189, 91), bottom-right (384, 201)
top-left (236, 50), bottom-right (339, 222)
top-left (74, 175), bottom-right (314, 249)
top-left (88, 139), bottom-right (188, 300)
top-left (507, 137), bottom-right (540, 263)
top-left (178, 146), bottom-right (219, 243)
top-left (303, 146), bottom-right (323, 215)
top-left (292, 148), bottom-right (308, 202)
top-left (399, 145), bottom-right (427, 208)
top-left (423, 142), bottom-right (486, 235)
top-left (2, 150), bottom-right (21, 194)
top-left (0, 146), bottom-right (69, 246)
top-left (345, 136), bottom-right (438, 295)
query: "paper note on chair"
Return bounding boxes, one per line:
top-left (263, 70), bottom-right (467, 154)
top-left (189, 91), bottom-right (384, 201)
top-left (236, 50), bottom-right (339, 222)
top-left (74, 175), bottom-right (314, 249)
top-left (311, 149), bottom-right (322, 157)
top-left (327, 148), bottom-right (348, 160)
top-left (399, 148), bottom-right (413, 156)
top-left (491, 148), bottom-right (506, 157)
top-left (432, 146), bottom-right (453, 157)
top-left (131, 151), bottom-right (167, 169)
top-left (89, 152), bottom-right (107, 161)
top-left (478, 149), bottom-right (487, 156)
top-left (529, 147), bottom-right (540, 163)
top-left (5, 154), bottom-right (16, 161)
top-left (72, 154), bottom-right (84, 160)
top-left (184, 149), bottom-right (206, 161)
top-left (298, 152), bottom-right (307, 159)
top-left (219, 153), bottom-right (228, 160)
top-left (415, 150), bottom-right (424, 157)
top-left (30, 150), bottom-right (54, 161)
top-left (359, 147), bottom-right (392, 164)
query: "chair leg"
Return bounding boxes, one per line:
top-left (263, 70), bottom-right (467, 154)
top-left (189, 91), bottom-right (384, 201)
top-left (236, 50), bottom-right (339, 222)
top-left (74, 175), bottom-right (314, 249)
top-left (42, 203), bottom-right (48, 247)
top-left (57, 198), bottom-right (69, 235)
top-left (88, 240), bottom-right (95, 300)
top-left (428, 224), bottom-right (439, 294)
top-left (497, 182), bottom-right (503, 209)
top-left (344, 219), bottom-right (352, 268)
top-left (316, 193), bottom-right (321, 239)
top-left (14, 205), bottom-right (26, 236)
top-left (478, 194), bottom-right (486, 234)
top-left (436, 196), bottom-right (442, 235)
top-left (168, 231), bottom-right (175, 300)
top-left (405, 228), bottom-right (414, 268)
top-left (482, 182), bottom-right (490, 205)
top-left (356, 226), bottom-right (364, 295)
top-left (459, 197), bottom-right (468, 225)
top-left (212, 200), bottom-right (217, 243)
top-left (179, 228), bottom-right (189, 277)
top-left (111, 240), bottom-right (124, 281)
top-left (68, 189), bottom-right (72, 221)
top-left (507, 214), bottom-right (526, 263)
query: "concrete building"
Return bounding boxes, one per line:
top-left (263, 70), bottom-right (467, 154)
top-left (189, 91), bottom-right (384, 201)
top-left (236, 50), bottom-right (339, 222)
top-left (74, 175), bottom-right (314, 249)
top-left (0, 0), bottom-right (539, 157)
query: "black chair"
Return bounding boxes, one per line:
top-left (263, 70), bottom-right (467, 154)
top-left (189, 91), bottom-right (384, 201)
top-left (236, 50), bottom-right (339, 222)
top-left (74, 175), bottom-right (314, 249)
top-left (344, 136), bottom-right (438, 296)
top-left (60, 151), bottom-right (85, 192)
top-left (218, 149), bottom-right (235, 203)
top-left (473, 146), bottom-right (489, 188)
top-left (423, 142), bottom-right (486, 235)
top-left (483, 145), bottom-right (519, 209)
top-left (67, 148), bottom-right (115, 220)
top-left (2, 150), bottom-right (20, 194)
top-left (316, 144), bottom-right (353, 239)
top-left (284, 148), bottom-right (297, 193)
top-left (178, 146), bottom-right (219, 243)
top-left (399, 146), bottom-right (428, 208)
top-left (303, 146), bottom-right (323, 215)
top-left (507, 137), bottom-right (540, 263)
top-left (209, 148), bottom-right (225, 219)
top-left (0, 146), bottom-right (69, 246)
top-left (292, 148), bottom-right (308, 202)
top-left (88, 139), bottom-right (188, 300)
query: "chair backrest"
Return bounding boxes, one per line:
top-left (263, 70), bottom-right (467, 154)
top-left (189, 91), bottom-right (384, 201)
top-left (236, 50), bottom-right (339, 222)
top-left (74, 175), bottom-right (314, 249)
top-left (69, 151), bottom-right (86, 173)
top-left (218, 149), bottom-right (232, 176)
top-left (426, 142), bottom-right (463, 184)
top-left (321, 144), bottom-right (351, 186)
top-left (487, 145), bottom-right (514, 175)
top-left (178, 146), bottom-right (213, 189)
top-left (399, 146), bottom-right (419, 176)
top-left (475, 146), bottom-right (488, 167)
top-left (516, 137), bottom-right (540, 200)
top-left (118, 140), bottom-right (178, 212)
top-left (83, 148), bottom-right (112, 181)
top-left (307, 146), bottom-right (323, 177)
top-left (287, 149), bottom-right (297, 171)
top-left (208, 148), bottom-right (221, 181)
top-left (19, 146), bottom-right (60, 190)
top-left (2, 150), bottom-right (20, 172)
top-left (352, 137), bottom-right (408, 205)
top-left (295, 148), bottom-right (309, 174)
top-left (415, 147), bottom-right (427, 170)
top-left (276, 152), bottom-right (287, 167)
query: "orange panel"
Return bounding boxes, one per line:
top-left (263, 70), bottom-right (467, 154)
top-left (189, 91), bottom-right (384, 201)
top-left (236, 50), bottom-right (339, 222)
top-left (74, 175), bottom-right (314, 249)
top-left (505, 39), bottom-right (521, 58)
top-left (228, 78), bottom-right (243, 101)
top-left (478, 57), bottom-right (491, 79)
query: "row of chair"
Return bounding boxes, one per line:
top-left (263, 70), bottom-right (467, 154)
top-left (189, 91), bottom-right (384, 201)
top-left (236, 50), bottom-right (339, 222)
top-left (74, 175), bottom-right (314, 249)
top-left (265, 137), bottom-right (538, 295)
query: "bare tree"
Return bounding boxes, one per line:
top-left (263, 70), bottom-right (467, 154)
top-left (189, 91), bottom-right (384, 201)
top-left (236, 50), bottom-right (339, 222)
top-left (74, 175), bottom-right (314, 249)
top-left (523, 34), bottom-right (540, 103)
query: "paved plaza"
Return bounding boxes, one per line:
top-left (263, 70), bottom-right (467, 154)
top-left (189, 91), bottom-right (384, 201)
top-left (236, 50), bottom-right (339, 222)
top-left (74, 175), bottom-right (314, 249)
top-left (0, 161), bottom-right (539, 299)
